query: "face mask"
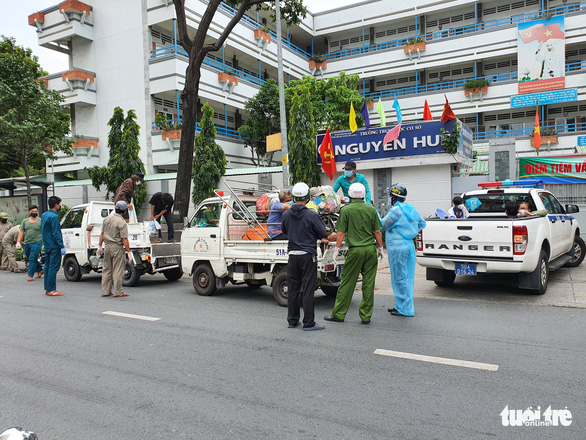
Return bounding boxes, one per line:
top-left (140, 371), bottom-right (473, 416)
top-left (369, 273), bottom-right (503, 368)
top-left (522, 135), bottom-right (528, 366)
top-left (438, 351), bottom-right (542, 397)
top-left (457, 204), bottom-right (465, 210)
top-left (313, 197), bottom-right (322, 205)
top-left (30, 212), bottom-right (38, 218)
top-left (519, 209), bottom-right (528, 217)
top-left (344, 170), bottom-right (353, 178)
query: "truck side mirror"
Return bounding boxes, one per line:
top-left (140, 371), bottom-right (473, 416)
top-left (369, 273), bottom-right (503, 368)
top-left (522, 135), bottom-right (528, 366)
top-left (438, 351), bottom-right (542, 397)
top-left (565, 204), bottom-right (579, 214)
top-left (183, 216), bottom-right (189, 228)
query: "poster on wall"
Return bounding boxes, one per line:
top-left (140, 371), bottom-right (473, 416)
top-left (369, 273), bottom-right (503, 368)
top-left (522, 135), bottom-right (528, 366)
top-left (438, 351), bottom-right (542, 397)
top-left (517, 15), bottom-right (565, 94)
top-left (0, 196), bottom-right (36, 225)
top-left (519, 155), bottom-right (586, 184)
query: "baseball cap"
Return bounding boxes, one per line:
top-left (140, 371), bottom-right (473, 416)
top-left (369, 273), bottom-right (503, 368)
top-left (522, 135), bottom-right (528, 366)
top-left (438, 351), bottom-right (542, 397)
top-left (115, 200), bottom-right (128, 211)
top-left (344, 161), bottom-right (357, 170)
top-left (136, 172), bottom-right (145, 182)
top-left (0, 212), bottom-right (8, 219)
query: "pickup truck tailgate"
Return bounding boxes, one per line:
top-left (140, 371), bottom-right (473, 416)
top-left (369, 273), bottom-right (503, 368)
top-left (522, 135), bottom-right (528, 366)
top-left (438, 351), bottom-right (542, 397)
top-left (421, 219), bottom-right (514, 259)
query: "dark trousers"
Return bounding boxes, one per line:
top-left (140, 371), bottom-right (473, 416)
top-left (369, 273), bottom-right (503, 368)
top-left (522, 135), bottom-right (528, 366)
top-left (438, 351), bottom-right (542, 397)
top-left (44, 248), bottom-right (61, 292)
top-left (287, 253), bottom-right (317, 328)
top-left (155, 209), bottom-right (174, 240)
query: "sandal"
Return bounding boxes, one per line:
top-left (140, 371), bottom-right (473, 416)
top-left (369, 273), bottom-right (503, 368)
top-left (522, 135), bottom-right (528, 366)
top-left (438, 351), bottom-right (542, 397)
top-left (113, 292), bottom-right (129, 297)
top-left (27, 276), bottom-right (34, 282)
top-left (46, 291), bottom-right (64, 296)
top-left (36, 271), bottom-right (44, 278)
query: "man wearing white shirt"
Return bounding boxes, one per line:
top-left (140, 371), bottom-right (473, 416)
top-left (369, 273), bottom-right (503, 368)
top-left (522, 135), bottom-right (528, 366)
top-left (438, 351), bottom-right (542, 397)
top-left (447, 196), bottom-right (470, 219)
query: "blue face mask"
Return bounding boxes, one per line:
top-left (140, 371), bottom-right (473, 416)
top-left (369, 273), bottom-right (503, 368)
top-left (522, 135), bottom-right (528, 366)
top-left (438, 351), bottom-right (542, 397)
top-left (314, 196), bottom-right (322, 205)
top-left (344, 170), bottom-right (353, 178)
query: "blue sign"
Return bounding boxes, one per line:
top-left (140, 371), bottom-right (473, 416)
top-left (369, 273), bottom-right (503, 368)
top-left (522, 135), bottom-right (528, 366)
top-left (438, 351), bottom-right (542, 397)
top-left (511, 89), bottom-right (577, 108)
top-left (316, 120), bottom-right (473, 163)
top-left (578, 136), bottom-right (586, 147)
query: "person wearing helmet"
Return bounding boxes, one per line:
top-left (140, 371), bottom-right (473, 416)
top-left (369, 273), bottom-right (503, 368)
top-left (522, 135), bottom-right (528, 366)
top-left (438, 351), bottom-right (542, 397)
top-left (324, 182), bottom-right (383, 325)
top-left (333, 161), bottom-right (372, 205)
top-left (0, 212), bottom-right (13, 271)
top-left (148, 192), bottom-right (175, 242)
top-left (282, 182), bottom-right (328, 331)
top-left (381, 184), bottom-right (426, 317)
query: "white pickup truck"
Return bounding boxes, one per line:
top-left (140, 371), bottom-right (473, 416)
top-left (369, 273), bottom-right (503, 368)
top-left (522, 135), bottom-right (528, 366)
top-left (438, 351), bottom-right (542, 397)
top-left (416, 185), bottom-right (584, 294)
top-left (60, 201), bottom-right (182, 286)
top-left (180, 189), bottom-right (347, 306)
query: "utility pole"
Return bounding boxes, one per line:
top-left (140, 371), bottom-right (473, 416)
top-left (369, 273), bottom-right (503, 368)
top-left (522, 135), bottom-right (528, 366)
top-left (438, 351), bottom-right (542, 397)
top-left (275, 0), bottom-right (289, 187)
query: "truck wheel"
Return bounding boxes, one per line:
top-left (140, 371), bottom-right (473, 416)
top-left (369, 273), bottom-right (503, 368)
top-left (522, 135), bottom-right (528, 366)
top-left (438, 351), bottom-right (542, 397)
top-left (245, 280), bottom-right (265, 289)
top-left (163, 267), bottom-right (183, 281)
top-left (434, 270), bottom-right (456, 288)
top-left (564, 236), bottom-right (585, 268)
top-left (63, 256), bottom-right (82, 282)
top-left (193, 263), bottom-right (216, 296)
top-left (272, 271), bottom-right (288, 307)
top-left (123, 262), bottom-right (141, 287)
top-left (533, 250), bottom-right (549, 295)
top-left (321, 286), bottom-right (338, 298)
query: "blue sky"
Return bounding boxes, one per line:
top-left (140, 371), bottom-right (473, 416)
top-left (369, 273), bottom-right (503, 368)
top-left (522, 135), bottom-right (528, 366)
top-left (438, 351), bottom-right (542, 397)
top-left (1, 0), bottom-right (354, 74)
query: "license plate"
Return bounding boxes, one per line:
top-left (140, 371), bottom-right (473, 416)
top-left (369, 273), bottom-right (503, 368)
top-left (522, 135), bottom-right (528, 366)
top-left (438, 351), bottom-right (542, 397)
top-left (455, 263), bottom-right (476, 275)
top-left (337, 265), bottom-right (343, 278)
top-left (164, 257), bottom-right (179, 264)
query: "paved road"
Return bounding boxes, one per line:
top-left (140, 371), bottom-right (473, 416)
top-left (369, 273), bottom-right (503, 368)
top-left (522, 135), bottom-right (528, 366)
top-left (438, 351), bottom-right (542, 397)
top-left (1, 267), bottom-right (584, 439)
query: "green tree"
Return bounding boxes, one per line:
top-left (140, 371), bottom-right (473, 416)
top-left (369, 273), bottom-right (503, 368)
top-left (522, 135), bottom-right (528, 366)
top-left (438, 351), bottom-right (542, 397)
top-left (0, 36), bottom-right (72, 207)
top-left (192, 104), bottom-right (227, 204)
top-left (288, 86), bottom-right (320, 187)
top-left (238, 78), bottom-right (280, 165)
top-left (86, 107), bottom-right (147, 215)
top-left (172, 0), bottom-right (307, 221)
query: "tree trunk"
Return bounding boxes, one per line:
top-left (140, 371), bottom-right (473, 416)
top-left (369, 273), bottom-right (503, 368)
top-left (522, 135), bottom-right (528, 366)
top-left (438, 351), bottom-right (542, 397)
top-left (173, 55), bottom-right (203, 222)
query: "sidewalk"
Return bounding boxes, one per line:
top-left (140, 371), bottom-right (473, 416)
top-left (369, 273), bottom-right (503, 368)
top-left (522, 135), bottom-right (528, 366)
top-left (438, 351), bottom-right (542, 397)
top-left (373, 260), bottom-right (586, 309)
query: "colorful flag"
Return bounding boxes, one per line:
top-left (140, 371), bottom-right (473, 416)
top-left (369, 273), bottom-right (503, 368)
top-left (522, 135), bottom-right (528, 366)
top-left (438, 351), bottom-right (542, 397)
top-left (440, 95), bottom-right (457, 122)
top-left (533, 105), bottom-right (541, 151)
top-left (376, 98), bottom-right (386, 127)
top-left (392, 97), bottom-right (402, 124)
top-left (423, 99), bottom-right (433, 120)
top-left (382, 124), bottom-right (402, 147)
top-left (359, 100), bottom-right (371, 129)
top-left (519, 24), bottom-right (542, 44)
top-left (349, 102), bottom-right (357, 133)
top-left (319, 129), bottom-right (337, 180)
top-left (535, 23), bottom-right (564, 42)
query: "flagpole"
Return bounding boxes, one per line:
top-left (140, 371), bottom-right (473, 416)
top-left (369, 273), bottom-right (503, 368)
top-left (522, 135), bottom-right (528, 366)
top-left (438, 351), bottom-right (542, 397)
top-left (275, 0), bottom-right (289, 187)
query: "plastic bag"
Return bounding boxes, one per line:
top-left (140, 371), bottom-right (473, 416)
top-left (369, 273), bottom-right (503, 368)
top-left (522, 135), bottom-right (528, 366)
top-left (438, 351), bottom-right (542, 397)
top-left (256, 194), bottom-right (270, 216)
top-left (146, 219), bottom-right (161, 236)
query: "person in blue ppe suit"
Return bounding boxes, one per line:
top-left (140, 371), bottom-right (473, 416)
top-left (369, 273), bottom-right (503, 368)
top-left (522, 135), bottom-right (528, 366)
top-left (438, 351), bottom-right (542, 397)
top-left (381, 184), bottom-right (426, 317)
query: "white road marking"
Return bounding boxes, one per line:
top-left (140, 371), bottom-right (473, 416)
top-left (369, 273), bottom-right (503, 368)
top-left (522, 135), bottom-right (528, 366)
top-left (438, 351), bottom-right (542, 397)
top-left (102, 311), bottom-right (161, 322)
top-left (374, 349), bottom-right (499, 371)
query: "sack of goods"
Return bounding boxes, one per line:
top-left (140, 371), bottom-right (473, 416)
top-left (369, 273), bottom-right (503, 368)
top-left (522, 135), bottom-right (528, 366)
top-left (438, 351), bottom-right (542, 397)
top-left (314, 185), bottom-right (341, 213)
top-left (256, 192), bottom-right (280, 216)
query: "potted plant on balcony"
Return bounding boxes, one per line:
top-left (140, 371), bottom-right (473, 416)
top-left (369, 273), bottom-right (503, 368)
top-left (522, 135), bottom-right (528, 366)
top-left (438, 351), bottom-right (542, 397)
top-left (218, 69), bottom-right (238, 86)
top-left (463, 78), bottom-right (489, 96)
top-left (531, 127), bottom-right (558, 146)
top-left (403, 36), bottom-right (426, 54)
top-left (156, 113), bottom-right (183, 141)
top-left (366, 97), bottom-right (374, 109)
top-left (254, 25), bottom-right (271, 44)
top-left (309, 54), bottom-right (327, 70)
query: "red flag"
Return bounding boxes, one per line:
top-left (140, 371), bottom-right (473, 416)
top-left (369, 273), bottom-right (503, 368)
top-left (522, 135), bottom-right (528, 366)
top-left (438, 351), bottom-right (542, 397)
top-left (519, 24), bottom-right (542, 44)
top-left (423, 99), bottom-right (433, 121)
top-left (535, 23), bottom-right (565, 42)
top-left (382, 124), bottom-right (402, 147)
top-left (440, 95), bottom-right (457, 122)
top-left (319, 129), bottom-right (336, 180)
top-left (533, 105), bottom-right (541, 151)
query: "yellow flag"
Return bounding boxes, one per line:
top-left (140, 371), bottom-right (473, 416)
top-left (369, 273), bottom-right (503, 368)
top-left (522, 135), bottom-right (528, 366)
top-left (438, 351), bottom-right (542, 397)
top-left (349, 102), bottom-right (357, 133)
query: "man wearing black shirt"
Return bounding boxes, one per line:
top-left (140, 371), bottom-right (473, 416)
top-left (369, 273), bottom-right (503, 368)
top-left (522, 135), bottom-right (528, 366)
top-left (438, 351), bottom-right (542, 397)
top-left (148, 192), bottom-right (175, 242)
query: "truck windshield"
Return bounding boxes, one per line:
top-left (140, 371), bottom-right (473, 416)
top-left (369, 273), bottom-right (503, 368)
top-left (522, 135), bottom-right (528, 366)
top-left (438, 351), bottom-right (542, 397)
top-left (464, 193), bottom-right (535, 213)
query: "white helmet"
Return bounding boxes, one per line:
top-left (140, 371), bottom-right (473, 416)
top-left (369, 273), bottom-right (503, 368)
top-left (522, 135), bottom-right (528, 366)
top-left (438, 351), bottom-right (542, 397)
top-left (348, 182), bottom-right (366, 199)
top-left (0, 428), bottom-right (38, 440)
top-left (291, 182), bottom-right (310, 201)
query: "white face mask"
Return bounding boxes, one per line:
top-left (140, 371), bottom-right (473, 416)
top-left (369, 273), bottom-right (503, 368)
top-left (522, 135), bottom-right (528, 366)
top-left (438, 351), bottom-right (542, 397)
top-left (519, 209), bottom-right (529, 217)
top-left (457, 204), bottom-right (465, 210)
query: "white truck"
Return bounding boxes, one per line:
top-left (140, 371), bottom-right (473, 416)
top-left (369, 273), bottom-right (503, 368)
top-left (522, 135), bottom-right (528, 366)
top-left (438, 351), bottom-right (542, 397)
top-left (416, 183), bottom-right (584, 294)
top-left (60, 201), bottom-right (183, 286)
top-left (180, 182), bottom-right (347, 306)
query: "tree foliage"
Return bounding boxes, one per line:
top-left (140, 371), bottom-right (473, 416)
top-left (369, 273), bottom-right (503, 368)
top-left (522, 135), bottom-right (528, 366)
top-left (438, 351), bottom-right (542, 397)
top-left (0, 36), bottom-right (72, 206)
top-left (238, 78), bottom-right (281, 165)
top-left (172, 0), bottom-right (307, 221)
top-left (192, 103), bottom-right (227, 205)
top-left (288, 86), bottom-right (320, 187)
top-left (86, 107), bottom-right (147, 214)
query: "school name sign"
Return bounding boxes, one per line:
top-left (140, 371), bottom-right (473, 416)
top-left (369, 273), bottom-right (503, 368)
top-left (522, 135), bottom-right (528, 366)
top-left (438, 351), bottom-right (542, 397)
top-left (316, 120), bottom-right (473, 163)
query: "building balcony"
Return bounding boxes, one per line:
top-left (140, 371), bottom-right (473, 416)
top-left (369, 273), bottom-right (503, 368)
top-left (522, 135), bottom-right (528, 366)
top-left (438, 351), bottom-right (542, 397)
top-left (72, 137), bottom-right (99, 158)
top-left (42, 69), bottom-right (97, 106)
top-left (28, 0), bottom-right (93, 54)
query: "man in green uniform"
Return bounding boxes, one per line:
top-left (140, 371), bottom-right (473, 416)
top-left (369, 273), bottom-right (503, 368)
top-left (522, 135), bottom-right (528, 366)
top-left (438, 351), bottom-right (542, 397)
top-left (1, 225), bottom-right (21, 272)
top-left (325, 183), bottom-right (384, 324)
top-left (98, 201), bottom-right (132, 297)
